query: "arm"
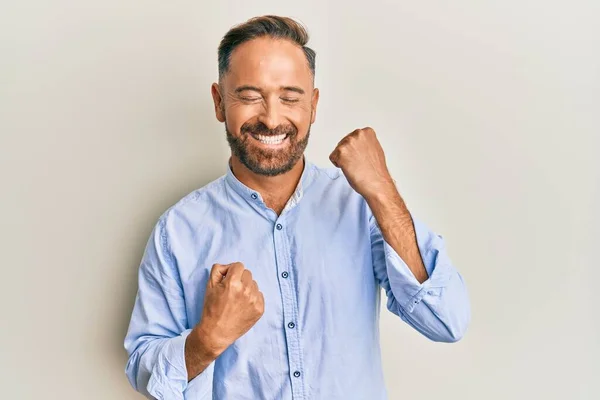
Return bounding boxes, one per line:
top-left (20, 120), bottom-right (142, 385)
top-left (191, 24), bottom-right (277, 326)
top-left (367, 193), bottom-right (471, 342)
top-left (185, 262), bottom-right (265, 380)
top-left (124, 218), bottom-right (215, 399)
top-left (365, 186), bottom-right (428, 283)
top-left (329, 126), bottom-right (470, 342)
top-left (184, 328), bottom-right (219, 382)
top-left (124, 217), bottom-right (265, 399)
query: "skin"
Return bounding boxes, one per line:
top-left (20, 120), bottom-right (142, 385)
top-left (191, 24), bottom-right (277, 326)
top-left (213, 37), bottom-right (319, 214)
top-left (185, 36), bottom-right (428, 382)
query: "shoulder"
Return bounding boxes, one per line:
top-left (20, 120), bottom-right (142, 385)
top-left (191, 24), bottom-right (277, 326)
top-left (307, 162), bottom-right (367, 212)
top-left (313, 164), bottom-right (344, 181)
top-left (157, 174), bottom-right (227, 232)
top-left (310, 163), bottom-right (360, 198)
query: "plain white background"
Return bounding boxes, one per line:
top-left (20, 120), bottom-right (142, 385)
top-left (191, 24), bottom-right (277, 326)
top-left (1, 1), bottom-right (598, 399)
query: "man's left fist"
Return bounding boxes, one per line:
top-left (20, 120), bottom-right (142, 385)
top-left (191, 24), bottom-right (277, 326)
top-left (329, 127), bottom-right (395, 199)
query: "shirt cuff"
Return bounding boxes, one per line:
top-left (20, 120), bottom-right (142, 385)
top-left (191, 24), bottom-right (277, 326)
top-left (383, 217), bottom-right (455, 313)
top-left (184, 361), bottom-right (215, 399)
top-left (147, 328), bottom-right (214, 399)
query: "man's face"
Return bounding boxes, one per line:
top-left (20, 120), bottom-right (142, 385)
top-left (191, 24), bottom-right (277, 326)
top-left (212, 37), bottom-right (319, 176)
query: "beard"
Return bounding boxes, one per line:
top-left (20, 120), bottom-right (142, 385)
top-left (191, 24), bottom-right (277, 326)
top-left (225, 118), bottom-right (310, 177)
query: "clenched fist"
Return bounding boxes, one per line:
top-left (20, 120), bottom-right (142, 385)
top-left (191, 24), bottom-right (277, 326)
top-left (199, 262), bottom-right (264, 352)
top-left (185, 262), bottom-right (264, 379)
top-left (329, 127), bottom-right (395, 199)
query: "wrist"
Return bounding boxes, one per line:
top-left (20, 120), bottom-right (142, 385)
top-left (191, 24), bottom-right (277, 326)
top-left (364, 183), bottom-right (411, 223)
top-left (191, 321), bottom-right (225, 360)
top-left (361, 179), bottom-right (397, 203)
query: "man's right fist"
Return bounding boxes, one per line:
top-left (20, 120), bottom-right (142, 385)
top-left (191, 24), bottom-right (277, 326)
top-left (194, 262), bottom-right (265, 357)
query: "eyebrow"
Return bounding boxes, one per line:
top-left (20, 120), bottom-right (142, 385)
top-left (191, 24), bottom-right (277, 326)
top-left (234, 85), bottom-right (305, 95)
top-left (281, 86), bottom-right (305, 95)
top-left (235, 85), bottom-right (263, 94)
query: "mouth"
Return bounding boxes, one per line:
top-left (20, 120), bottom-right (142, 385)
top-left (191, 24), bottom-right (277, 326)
top-left (249, 133), bottom-right (289, 147)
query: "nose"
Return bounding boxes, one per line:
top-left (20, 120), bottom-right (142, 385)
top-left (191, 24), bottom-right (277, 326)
top-left (257, 99), bottom-right (283, 130)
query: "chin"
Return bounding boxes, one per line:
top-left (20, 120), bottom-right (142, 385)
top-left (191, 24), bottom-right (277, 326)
top-left (245, 159), bottom-right (295, 176)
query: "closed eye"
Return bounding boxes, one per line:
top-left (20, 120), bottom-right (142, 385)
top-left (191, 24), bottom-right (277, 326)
top-left (281, 98), bottom-right (300, 103)
top-left (239, 96), bottom-right (261, 103)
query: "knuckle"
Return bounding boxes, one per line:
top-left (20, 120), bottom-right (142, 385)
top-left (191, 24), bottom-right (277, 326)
top-left (229, 280), bottom-right (242, 291)
top-left (249, 295), bottom-right (258, 306)
top-left (255, 296), bottom-right (265, 313)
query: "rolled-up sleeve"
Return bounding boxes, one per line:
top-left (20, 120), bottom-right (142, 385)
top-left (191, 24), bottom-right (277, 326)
top-left (124, 217), bottom-right (214, 399)
top-left (371, 213), bottom-right (471, 342)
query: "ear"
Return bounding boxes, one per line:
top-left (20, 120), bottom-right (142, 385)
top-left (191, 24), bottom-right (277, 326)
top-left (310, 88), bottom-right (320, 124)
top-left (211, 83), bottom-right (226, 122)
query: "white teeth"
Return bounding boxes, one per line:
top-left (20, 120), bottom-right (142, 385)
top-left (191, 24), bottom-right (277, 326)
top-left (255, 134), bottom-right (286, 145)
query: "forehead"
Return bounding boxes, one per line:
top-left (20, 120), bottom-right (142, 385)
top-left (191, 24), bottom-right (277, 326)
top-left (225, 37), bottom-right (313, 89)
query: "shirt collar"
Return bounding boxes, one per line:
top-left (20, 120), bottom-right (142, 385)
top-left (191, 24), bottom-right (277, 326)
top-left (224, 157), bottom-right (316, 211)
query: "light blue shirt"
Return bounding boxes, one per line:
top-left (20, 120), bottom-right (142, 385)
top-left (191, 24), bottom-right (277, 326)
top-left (124, 159), bottom-right (470, 399)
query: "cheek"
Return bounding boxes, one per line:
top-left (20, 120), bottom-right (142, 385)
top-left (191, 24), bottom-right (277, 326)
top-left (227, 105), bottom-right (259, 131)
top-left (288, 108), bottom-right (312, 131)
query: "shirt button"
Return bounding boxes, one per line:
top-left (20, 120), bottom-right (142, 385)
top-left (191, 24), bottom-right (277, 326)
top-left (251, 193), bottom-right (258, 200)
top-left (276, 223), bottom-right (283, 230)
top-left (288, 322), bottom-right (295, 329)
top-left (281, 271), bottom-right (289, 278)
top-left (293, 371), bottom-right (301, 378)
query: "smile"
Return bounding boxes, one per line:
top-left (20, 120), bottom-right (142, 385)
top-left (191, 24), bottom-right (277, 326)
top-left (251, 133), bottom-right (288, 146)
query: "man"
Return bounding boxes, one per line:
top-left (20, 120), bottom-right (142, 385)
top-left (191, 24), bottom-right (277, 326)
top-left (124, 15), bottom-right (470, 400)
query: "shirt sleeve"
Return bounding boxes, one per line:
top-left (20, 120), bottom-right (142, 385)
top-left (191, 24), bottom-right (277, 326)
top-left (370, 212), bottom-right (471, 342)
top-left (124, 217), bottom-right (215, 399)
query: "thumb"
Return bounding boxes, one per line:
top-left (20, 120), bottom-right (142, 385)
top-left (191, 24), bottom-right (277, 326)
top-left (209, 263), bottom-right (231, 284)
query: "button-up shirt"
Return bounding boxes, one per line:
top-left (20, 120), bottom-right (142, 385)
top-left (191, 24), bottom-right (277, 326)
top-left (124, 159), bottom-right (470, 399)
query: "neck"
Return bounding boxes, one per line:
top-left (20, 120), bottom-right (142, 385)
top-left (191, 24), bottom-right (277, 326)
top-left (229, 156), bottom-right (305, 212)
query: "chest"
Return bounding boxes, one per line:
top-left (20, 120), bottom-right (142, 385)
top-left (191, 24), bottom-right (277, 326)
top-left (177, 204), bottom-right (377, 330)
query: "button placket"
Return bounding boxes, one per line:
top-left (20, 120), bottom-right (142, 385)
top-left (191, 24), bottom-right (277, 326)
top-left (273, 220), bottom-right (306, 398)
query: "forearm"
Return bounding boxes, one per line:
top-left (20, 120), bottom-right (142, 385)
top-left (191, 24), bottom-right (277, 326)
top-left (365, 185), bottom-right (428, 283)
top-left (370, 210), bottom-right (471, 342)
top-left (184, 323), bottom-right (222, 382)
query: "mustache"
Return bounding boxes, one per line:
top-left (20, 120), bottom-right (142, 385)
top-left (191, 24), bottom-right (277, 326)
top-left (240, 121), bottom-right (297, 137)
